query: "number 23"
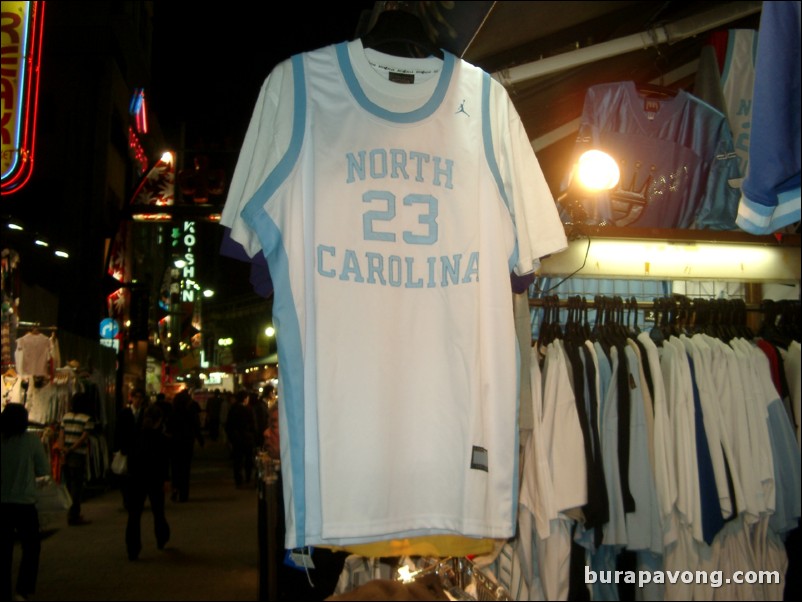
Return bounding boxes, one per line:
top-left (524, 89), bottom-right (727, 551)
top-left (362, 192), bottom-right (438, 245)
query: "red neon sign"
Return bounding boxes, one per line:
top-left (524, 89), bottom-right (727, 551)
top-left (1, 1), bottom-right (45, 194)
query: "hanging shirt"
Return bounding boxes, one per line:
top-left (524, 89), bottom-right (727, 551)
top-left (15, 332), bottom-right (53, 376)
top-left (720, 29), bottom-right (759, 179)
top-left (221, 39), bottom-right (567, 548)
top-left (637, 332), bottom-right (678, 546)
top-left (599, 343), bottom-right (628, 547)
top-left (562, 81), bottom-right (741, 230)
top-left (623, 343), bottom-right (663, 554)
top-left (736, 0), bottom-right (801, 234)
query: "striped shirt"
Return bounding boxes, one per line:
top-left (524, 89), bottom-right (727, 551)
top-left (61, 412), bottom-right (94, 454)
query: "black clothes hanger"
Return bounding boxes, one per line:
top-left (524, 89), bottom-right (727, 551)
top-left (778, 300), bottom-right (801, 342)
top-left (627, 296), bottom-right (641, 336)
top-left (759, 299), bottom-right (796, 348)
top-left (610, 296), bottom-right (629, 343)
top-left (581, 297), bottom-right (592, 341)
top-left (676, 297), bottom-right (692, 336)
top-left (691, 298), bottom-right (707, 335)
top-left (590, 296), bottom-right (613, 360)
top-left (591, 295), bottom-right (605, 343)
top-left (548, 295), bottom-right (564, 342)
top-left (732, 299), bottom-right (754, 340)
top-left (361, 8), bottom-right (443, 59)
top-left (566, 296), bottom-right (586, 346)
top-left (649, 297), bottom-right (666, 346)
top-left (597, 295), bottom-right (625, 352)
top-left (537, 295), bottom-right (555, 348)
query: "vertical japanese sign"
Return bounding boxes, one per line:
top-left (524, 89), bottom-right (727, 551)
top-left (1, 1), bottom-right (45, 194)
top-left (172, 220), bottom-right (197, 303)
top-left (170, 221), bottom-right (202, 356)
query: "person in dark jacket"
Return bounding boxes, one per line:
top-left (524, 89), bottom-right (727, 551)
top-left (250, 390), bottom-right (269, 449)
top-left (206, 389), bottom-right (223, 442)
top-left (225, 390), bottom-right (256, 488)
top-left (166, 390), bottom-right (203, 502)
top-left (113, 387), bottom-right (147, 511)
top-left (126, 404), bottom-right (170, 561)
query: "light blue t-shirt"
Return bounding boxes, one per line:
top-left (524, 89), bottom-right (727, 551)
top-left (1, 432), bottom-right (51, 504)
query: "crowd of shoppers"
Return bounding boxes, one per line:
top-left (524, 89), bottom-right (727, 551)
top-left (3, 383), bottom-right (278, 586)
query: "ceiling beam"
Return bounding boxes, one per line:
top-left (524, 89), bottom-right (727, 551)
top-left (492, 1), bottom-right (762, 87)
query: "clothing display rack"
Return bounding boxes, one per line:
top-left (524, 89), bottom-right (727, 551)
top-left (401, 556), bottom-right (512, 601)
top-left (17, 322), bottom-right (58, 332)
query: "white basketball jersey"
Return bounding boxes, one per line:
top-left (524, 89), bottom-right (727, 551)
top-left (720, 29), bottom-right (758, 178)
top-left (227, 40), bottom-right (567, 548)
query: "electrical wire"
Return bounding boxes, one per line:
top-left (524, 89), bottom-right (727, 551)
top-left (535, 235), bottom-right (592, 295)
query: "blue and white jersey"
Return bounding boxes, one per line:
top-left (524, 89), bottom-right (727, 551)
top-left (563, 81), bottom-right (741, 230)
top-left (737, 0), bottom-right (801, 234)
top-left (223, 40), bottom-right (567, 548)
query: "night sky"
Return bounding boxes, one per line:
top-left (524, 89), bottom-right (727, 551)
top-left (150, 4), bottom-right (375, 150)
top-left (147, 4), bottom-right (375, 303)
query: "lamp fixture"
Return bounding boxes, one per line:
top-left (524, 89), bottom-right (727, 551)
top-left (557, 148), bottom-right (620, 235)
top-left (576, 149), bottom-right (620, 191)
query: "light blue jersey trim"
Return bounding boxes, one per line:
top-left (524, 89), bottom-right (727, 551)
top-left (335, 42), bottom-right (455, 123)
top-left (736, 185), bottom-right (801, 234)
top-left (511, 336), bottom-right (521, 532)
top-left (240, 52), bottom-right (309, 547)
top-left (481, 72), bottom-right (519, 272)
top-left (248, 211), bottom-right (308, 547)
top-left (241, 53), bottom-right (307, 234)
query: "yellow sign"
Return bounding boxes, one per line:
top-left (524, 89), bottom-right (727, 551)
top-left (1, 1), bottom-right (45, 193)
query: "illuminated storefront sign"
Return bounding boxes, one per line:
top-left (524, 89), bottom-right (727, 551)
top-left (128, 89), bottom-right (148, 174)
top-left (130, 151), bottom-right (175, 206)
top-left (129, 87), bottom-right (148, 134)
top-left (172, 220), bottom-right (197, 302)
top-left (1, 1), bottom-right (45, 194)
top-left (128, 127), bottom-right (148, 175)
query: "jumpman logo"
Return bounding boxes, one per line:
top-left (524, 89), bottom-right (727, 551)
top-left (456, 100), bottom-right (470, 117)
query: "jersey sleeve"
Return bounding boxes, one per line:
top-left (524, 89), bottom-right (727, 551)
top-left (691, 109), bottom-right (742, 230)
top-left (487, 79), bottom-right (568, 275)
top-left (736, 0), bottom-right (801, 234)
top-left (220, 58), bottom-right (296, 257)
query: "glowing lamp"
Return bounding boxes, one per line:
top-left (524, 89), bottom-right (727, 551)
top-left (576, 150), bottom-right (620, 191)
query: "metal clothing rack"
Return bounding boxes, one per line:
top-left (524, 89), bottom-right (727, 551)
top-left (529, 295), bottom-right (801, 344)
top-left (528, 296), bottom-right (761, 312)
top-left (399, 556), bottom-right (512, 601)
top-left (17, 322), bottom-right (58, 332)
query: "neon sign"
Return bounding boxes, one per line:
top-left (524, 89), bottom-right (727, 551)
top-left (1, 1), bottom-right (45, 194)
top-left (171, 220), bottom-right (197, 303)
top-left (129, 87), bottom-right (148, 134)
top-left (128, 127), bottom-right (148, 175)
